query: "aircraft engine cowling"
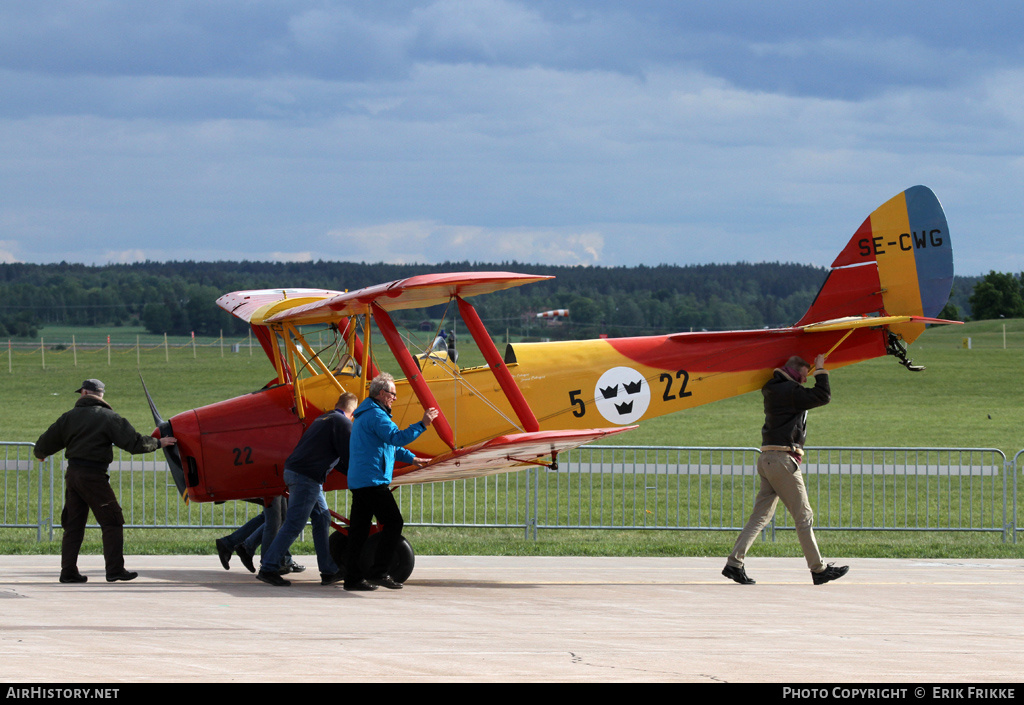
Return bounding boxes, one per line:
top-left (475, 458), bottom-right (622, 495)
top-left (171, 385), bottom-right (306, 503)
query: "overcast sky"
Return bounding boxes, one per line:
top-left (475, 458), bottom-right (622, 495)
top-left (1, 1), bottom-right (1021, 275)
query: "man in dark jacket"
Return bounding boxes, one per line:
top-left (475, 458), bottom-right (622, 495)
top-left (256, 392), bottom-right (359, 587)
top-left (723, 355), bottom-right (849, 586)
top-left (35, 379), bottom-right (177, 584)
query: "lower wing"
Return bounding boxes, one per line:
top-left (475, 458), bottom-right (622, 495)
top-left (391, 427), bottom-right (636, 485)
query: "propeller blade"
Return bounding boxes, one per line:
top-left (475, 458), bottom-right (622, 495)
top-left (138, 373), bottom-right (189, 500)
top-left (140, 373), bottom-right (164, 425)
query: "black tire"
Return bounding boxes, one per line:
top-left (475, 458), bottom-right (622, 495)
top-left (390, 536), bottom-right (416, 583)
top-left (328, 530), bottom-right (348, 577)
top-left (360, 533), bottom-right (416, 583)
top-left (330, 530), bottom-right (415, 583)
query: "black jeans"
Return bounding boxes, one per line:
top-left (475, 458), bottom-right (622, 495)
top-left (61, 464), bottom-right (126, 577)
top-left (345, 485), bottom-right (404, 584)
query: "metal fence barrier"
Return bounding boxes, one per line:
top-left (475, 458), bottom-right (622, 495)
top-left (1014, 449), bottom-right (1023, 544)
top-left (1, 443), bottom-right (49, 541)
top-left (2, 442), bottom-right (1019, 543)
top-left (531, 445), bottom-right (1014, 542)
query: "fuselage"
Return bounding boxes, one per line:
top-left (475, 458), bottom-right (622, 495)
top-left (167, 323), bottom-right (885, 503)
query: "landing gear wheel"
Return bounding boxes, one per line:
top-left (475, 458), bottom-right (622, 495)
top-left (360, 533), bottom-right (416, 584)
top-left (328, 530), bottom-right (348, 577)
top-left (328, 530), bottom-right (416, 583)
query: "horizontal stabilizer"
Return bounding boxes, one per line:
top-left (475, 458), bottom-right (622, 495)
top-left (800, 315), bottom-right (963, 333)
top-left (390, 427), bottom-right (635, 485)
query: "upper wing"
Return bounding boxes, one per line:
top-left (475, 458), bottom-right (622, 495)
top-left (264, 272), bottom-right (553, 326)
top-left (216, 288), bottom-right (344, 324)
top-left (390, 427), bottom-right (635, 485)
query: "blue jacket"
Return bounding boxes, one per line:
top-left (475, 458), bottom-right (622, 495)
top-left (347, 397), bottom-right (426, 489)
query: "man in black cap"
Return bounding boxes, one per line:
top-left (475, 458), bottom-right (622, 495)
top-left (722, 354), bottom-right (849, 586)
top-left (35, 379), bottom-right (177, 584)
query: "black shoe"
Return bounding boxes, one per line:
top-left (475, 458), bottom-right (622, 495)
top-left (215, 539), bottom-right (232, 570)
top-left (59, 572), bottom-right (88, 584)
top-left (320, 570), bottom-right (344, 586)
top-left (235, 545), bottom-right (256, 573)
top-left (281, 561), bottom-right (306, 576)
top-left (812, 563), bottom-right (849, 585)
top-left (722, 564), bottom-right (755, 585)
top-left (343, 579), bottom-right (378, 592)
top-left (256, 570), bottom-right (291, 587)
top-left (367, 574), bottom-right (403, 590)
top-left (106, 570), bottom-right (138, 583)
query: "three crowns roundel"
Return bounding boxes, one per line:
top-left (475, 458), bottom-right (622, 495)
top-left (593, 366), bottom-right (650, 425)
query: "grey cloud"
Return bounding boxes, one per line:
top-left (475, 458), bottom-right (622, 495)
top-left (1, 1), bottom-right (1021, 275)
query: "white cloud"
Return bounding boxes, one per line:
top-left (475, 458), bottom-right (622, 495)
top-left (0, 240), bottom-right (20, 263)
top-left (100, 250), bottom-right (149, 264)
top-left (267, 251), bottom-right (314, 263)
top-left (326, 221), bottom-right (604, 265)
top-left (411, 0), bottom-right (551, 61)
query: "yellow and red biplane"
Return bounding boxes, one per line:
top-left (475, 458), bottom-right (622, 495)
top-left (147, 185), bottom-right (957, 579)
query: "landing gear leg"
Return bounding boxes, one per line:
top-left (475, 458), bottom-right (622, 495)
top-left (887, 332), bottom-right (925, 371)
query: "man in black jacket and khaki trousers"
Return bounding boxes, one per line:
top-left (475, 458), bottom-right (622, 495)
top-left (35, 379), bottom-right (177, 584)
top-left (722, 354), bottom-right (849, 586)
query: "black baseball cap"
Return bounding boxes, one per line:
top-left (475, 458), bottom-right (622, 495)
top-left (75, 379), bottom-right (105, 394)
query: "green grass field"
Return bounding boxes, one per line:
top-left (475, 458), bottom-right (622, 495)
top-left (6, 319), bottom-right (1024, 452)
top-left (2, 319), bottom-right (1022, 558)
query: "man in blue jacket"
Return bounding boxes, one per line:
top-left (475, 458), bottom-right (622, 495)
top-left (344, 373), bottom-right (437, 591)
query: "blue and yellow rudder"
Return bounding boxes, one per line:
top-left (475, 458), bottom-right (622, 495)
top-left (797, 186), bottom-right (954, 344)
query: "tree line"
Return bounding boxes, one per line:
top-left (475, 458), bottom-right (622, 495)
top-left (0, 260), bottom-right (1005, 340)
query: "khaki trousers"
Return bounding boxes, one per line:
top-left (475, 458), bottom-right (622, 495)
top-left (727, 450), bottom-right (824, 573)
